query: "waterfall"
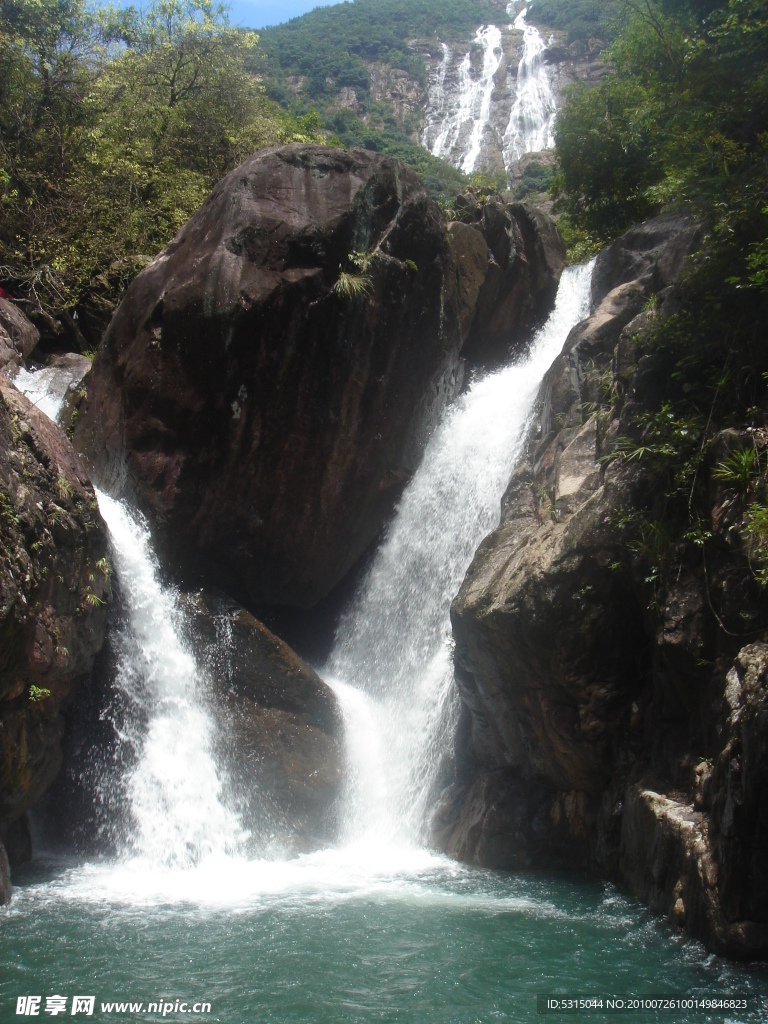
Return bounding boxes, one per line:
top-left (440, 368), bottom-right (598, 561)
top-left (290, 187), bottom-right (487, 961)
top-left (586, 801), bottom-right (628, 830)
top-left (10, 362), bottom-right (84, 424)
top-left (94, 494), bottom-right (246, 867)
top-left (423, 25), bottom-right (503, 174)
top-left (421, 3), bottom-right (558, 175)
top-left (9, 262), bottom-right (593, 877)
top-left (421, 43), bottom-right (451, 156)
top-left (503, 6), bottom-right (557, 164)
top-left (325, 261), bottom-right (594, 849)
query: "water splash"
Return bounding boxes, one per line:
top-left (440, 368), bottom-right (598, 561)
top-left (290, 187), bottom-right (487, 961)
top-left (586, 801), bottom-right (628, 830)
top-left (10, 263), bottom-right (594, 893)
top-left (9, 363), bottom-right (81, 424)
top-left (94, 493), bottom-right (246, 868)
top-left (326, 261), bottom-right (595, 849)
top-left (503, 5), bottom-right (557, 164)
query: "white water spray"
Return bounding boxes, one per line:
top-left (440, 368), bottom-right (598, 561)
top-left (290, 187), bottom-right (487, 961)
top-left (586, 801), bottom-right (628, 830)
top-left (94, 494), bottom-right (246, 867)
top-left (503, 6), bottom-right (557, 164)
top-left (10, 363), bottom-right (81, 424)
top-left (326, 261), bottom-right (595, 850)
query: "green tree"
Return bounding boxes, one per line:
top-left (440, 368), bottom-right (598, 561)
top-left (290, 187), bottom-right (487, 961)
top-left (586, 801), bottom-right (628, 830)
top-left (553, 0), bottom-right (768, 250)
top-left (0, 0), bottom-right (317, 344)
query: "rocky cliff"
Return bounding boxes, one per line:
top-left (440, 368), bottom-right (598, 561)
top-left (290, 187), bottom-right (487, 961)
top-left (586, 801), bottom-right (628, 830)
top-left (182, 590), bottom-right (344, 855)
top-left (436, 215), bottom-right (768, 959)
top-left (0, 375), bottom-right (111, 898)
top-left (76, 145), bottom-right (466, 610)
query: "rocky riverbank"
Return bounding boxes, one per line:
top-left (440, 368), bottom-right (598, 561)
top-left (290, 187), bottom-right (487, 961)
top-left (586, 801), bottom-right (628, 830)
top-left (435, 214), bottom-right (768, 960)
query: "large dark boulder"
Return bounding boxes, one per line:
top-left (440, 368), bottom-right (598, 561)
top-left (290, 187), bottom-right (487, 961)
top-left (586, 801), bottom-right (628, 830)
top-left (0, 377), bottom-right (111, 883)
top-left (182, 590), bottom-right (343, 855)
top-left (0, 298), bottom-right (39, 371)
top-left (76, 145), bottom-right (467, 609)
top-left (448, 197), bottom-right (566, 364)
top-left (435, 215), bottom-right (768, 958)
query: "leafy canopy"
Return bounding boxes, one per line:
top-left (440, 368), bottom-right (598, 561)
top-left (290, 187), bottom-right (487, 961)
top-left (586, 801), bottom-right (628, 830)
top-left (0, 0), bottom-right (318, 340)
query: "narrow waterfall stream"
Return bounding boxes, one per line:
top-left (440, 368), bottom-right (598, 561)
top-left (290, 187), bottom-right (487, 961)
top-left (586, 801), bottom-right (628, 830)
top-left (325, 262), bottom-right (594, 849)
top-left (94, 495), bottom-right (246, 868)
top-left (422, 24), bottom-right (503, 173)
top-left (422, 2), bottom-right (557, 175)
top-left (503, 6), bottom-right (558, 164)
top-left (4, 266), bottom-right (767, 1021)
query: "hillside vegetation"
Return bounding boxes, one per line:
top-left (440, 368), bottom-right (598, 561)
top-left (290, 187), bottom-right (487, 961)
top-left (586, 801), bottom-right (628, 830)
top-left (258, 0), bottom-right (508, 96)
top-left (528, 0), bottom-right (619, 42)
top-left (553, 0), bottom-right (768, 616)
top-left (0, 0), bottom-right (319, 344)
top-left (256, 0), bottom-right (511, 198)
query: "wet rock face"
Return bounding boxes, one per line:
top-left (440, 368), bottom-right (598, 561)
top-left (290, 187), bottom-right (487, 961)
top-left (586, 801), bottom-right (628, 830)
top-left (77, 145), bottom-right (466, 610)
top-left (0, 298), bottom-right (39, 371)
top-left (0, 378), bottom-right (110, 866)
top-left (0, 838), bottom-right (10, 904)
top-left (182, 590), bottom-right (344, 855)
top-left (438, 214), bottom-right (768, 959)
top-left (449, 197), bottom-right (566, 365)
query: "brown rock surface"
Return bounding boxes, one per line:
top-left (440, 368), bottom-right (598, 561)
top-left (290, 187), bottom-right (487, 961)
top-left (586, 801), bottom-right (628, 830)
top-left (449, 197), bottom-right (566, 364)
top-left (0, 838), bottom-right (10, 904)
top-left (76, 145), bottom-right (467, 609)
top-left (182, 589), bottom-right (344, 855)
top-left (436, 214), bottom-right (768, 958)
top-left (0, 377), bottom-right (111, 874)
top-left (0, 298), bottom-right (39, 371)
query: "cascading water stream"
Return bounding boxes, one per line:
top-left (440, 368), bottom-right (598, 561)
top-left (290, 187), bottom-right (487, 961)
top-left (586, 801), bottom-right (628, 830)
top-left (5, 261), bottom-right (766, 1024)
top-left (8, 263), bottom-right (593, 883)
top-left (503, 5), bottom-right (557, 164)
top-left (325, 261), bottom-right (594, 850)
top-left (94, 494), bottom-right (245, 868)
top-left (422, 3), bottom-right (557, 175)
top-left (423, 25), bottom-right (503, 174)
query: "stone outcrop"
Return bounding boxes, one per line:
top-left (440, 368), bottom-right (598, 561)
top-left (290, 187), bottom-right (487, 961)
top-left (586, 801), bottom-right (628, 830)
top-left (76, 145), bottom-right (466, 609)
top-left (0, 377), bottom-right (111, 886)
top-left (449, 196), bottom-right (566, 364)
top-left (0, 298), bottom-right (39, 371)
top-left (76, 145), bottom-right (562, 611)
top-left (436, 214), bottom-right (768, 959)
top-left (181, 590), bottom-right (344, 855)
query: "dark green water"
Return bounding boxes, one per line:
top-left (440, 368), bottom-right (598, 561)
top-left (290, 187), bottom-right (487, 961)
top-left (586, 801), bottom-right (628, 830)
top-left (3, 850), bottom-right (767, 1024)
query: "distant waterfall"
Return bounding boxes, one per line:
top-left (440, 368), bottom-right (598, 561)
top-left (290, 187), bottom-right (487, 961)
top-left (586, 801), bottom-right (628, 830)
top-left (421, 3), bottom-right (557, 175)
top-left (503, 6), bottom-right (557, 164)
top-left (422, 25), bottom-right (503, 174)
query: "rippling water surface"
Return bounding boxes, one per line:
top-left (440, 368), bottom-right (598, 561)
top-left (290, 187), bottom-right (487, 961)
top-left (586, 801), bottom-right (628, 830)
top-left (4, 853), bottom-right (767, 1024)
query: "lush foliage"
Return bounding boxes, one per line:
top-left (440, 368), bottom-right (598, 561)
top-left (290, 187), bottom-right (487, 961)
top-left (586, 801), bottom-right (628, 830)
top-left (257, 0), bottom-right (508, 98)
top-left (554, 0), bottom-right (768, 620)
top-left (528, 0), bottom-right (619, 42)
top-left (553, 0), bottom-right (768, 246)
top-left (512, 161), bottom-right (555, 201)
top-left (295, 102), bottom-right (467, 198)
top-left (256, 0), bottom-right (504, 200)
top-left (0, 0), bottom-right (317, 339)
